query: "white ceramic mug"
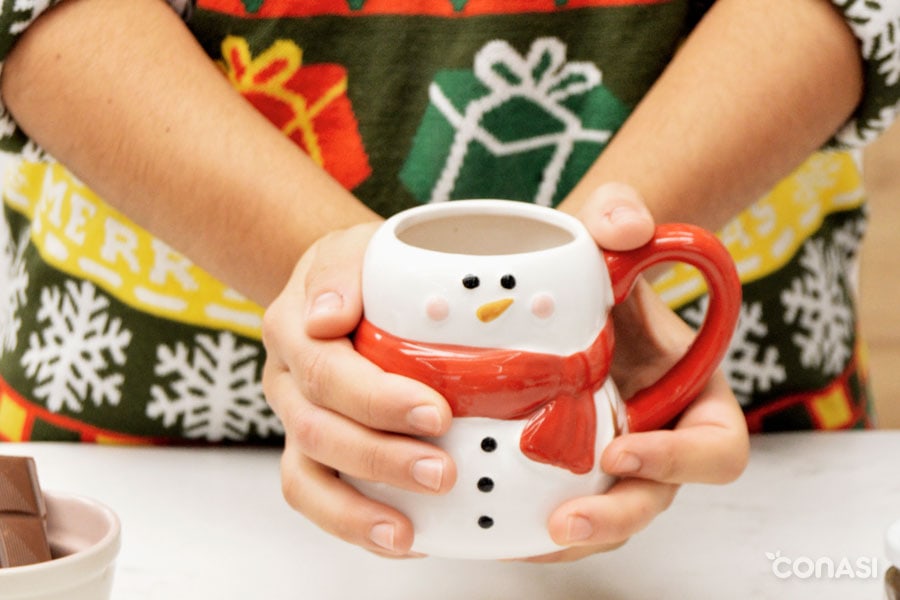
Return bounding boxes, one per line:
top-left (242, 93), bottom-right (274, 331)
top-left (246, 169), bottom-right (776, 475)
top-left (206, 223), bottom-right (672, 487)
top-left (348, 199), bottom-right (740, 559)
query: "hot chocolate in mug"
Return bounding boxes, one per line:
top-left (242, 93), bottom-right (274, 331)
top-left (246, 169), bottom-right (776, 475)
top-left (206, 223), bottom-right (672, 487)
top-left (347, 199), bottom-right (741, 559)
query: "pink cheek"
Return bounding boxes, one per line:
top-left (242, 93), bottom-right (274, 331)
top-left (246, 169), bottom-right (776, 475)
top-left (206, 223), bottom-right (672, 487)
top-left (531, 293), bottom-right (555, 319)
top-left (425, 296), bottom-right (450, 321)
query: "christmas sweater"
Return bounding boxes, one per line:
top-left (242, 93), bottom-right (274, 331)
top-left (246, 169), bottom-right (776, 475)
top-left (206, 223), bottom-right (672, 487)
top-left (0, 0), bottom-right (899, 443)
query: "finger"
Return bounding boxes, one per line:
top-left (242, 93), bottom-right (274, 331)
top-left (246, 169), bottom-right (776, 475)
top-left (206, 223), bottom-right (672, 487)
top-left (547, 478), bottom-right (680, 548)
top-left (577, 182), bottom-right (655, 251)
top-left (602, 371), bottom-right (749, 484)
top-left (283, 335), bottom-right (451, 436)
top-left (304, 222), bottom-right (380, 339)
top-left (288, 402), bottom-right (457, 494)
top-left (266, 363), bottom-right (456, 493)
top-left (608, 279), bottom-right (694, 398)
top-left (280, 443), bottom-right (418, 557)
top-left (263, 241), bottom-right (452, 438)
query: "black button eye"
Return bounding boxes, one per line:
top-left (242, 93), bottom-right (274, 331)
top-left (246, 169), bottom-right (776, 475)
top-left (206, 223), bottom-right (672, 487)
top-left (462, 274), bottom-right (480, 289)
top-left (500, 274), bottom-right (516, 290)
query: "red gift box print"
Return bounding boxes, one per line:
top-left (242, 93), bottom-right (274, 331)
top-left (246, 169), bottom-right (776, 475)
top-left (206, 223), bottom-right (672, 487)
top-left (220, 36), bottom-right (371, 191)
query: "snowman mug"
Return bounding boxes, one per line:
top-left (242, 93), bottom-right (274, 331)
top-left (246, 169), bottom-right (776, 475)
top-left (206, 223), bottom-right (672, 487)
top-left (347, 199), bottom-right (741, 559)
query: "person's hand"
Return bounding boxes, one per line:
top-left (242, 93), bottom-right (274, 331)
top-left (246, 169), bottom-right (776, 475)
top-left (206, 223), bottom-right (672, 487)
top-left (527, 183), bottom-right (749, 562)
top-left (261, 222), bottom-right (457, 558)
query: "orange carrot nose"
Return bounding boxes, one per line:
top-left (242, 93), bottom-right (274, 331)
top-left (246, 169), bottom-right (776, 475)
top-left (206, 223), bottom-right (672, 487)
top-left (477, 298), bottom-right (514, 323)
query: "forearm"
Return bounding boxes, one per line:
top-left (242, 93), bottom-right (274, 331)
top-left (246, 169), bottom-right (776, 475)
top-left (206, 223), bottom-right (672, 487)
top-left (0, 0), bottom-right (378, 306)
top-left (561, 0), bottom-right (864, 229)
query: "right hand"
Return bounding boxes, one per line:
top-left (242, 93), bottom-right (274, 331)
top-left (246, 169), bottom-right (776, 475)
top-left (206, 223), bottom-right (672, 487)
top-left (261, 222), bottom-right (457, 558)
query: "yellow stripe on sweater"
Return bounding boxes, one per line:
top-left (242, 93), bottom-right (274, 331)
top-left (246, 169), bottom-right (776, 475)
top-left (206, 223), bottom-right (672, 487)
top-left (653, 151), bottom-right (865, 307)
top-left (4, 161), bottom-right (264, 339)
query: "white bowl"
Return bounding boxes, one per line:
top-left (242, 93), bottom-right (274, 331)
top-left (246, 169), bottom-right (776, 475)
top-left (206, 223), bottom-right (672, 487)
top-left (0, 491), bottom-right (121, 600)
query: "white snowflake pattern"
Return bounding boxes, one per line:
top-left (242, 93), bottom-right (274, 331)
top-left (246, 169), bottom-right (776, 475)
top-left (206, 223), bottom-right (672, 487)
top-left (21, 280), bottom-right (132, 412)
top-left (0, 217), bottom-right (28, 356)
top-left (682, 298), bottom-right (786, 406)
top-left (835, 103), bottom-right (900, 147)
top-left (20, 138), bottom-right (49, 162)
top-left (8, 0), bottom-right (54, 35)
top-left (781, 239), bottom-right (854, 376)
top-left (0, 108), bottom-right (16, 141)
top-left (830, 212), bottom-right (868, 292)
top-left (831, 212), bottom-right (868, 259)
top-left (830, 0), bottom-right (900, 144)
top-left (147, 332), bottom-right (283, 441)
top-left (838, 0), bottom-right (900, 85)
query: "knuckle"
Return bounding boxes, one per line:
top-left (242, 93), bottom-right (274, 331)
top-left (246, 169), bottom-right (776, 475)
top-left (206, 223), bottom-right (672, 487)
top-left (720, 441), bottom-right (751, 483)
top-left (359, 440), bottom-right (389, 481)
top-left (602, 518), bottom-right (633, 545)
top-left (260, 364), bottom-right (275, 395)
top-left (329, 509), bottom-right (357, 541)
top-left (261, 306), bottom-right (285, 351)
top-left (612, 503), bottom-right (645, 540)
top-left (304, 237), bottom-right (337, 284)
top-left (656, 453), bottom-right (678, 482)
top-left (297, 345), bottom-right (333, 406)
top-left (260, 362), bottom-right (296, 421)
top-left (289, 405), bottom-right (325, 456)
top-left (358, 385), bottom-right (384, 429)
top-left (657, 484), bottom-right (679, 512)
top-left (279, 460), bottom-right (302, 507)
top-left (279, 453), bottom-right (312, 512)
top-left (606, 487), bottom-right (673, 543)
top-left (260, 361), bottom-right (280, 398)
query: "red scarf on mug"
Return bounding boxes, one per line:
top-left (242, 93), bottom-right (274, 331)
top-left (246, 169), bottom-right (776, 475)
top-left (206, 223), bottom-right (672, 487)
top-left (354, 319), bottom-right (614, 474)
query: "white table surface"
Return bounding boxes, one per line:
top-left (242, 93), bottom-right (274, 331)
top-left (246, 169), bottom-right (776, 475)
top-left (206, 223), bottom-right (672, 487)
top-left (2, 431), bottom-right (897, 599)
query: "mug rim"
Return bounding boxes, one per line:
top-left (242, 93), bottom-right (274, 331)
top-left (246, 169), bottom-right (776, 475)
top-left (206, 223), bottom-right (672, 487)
top-left (384, 199), bottom-right (589, 257)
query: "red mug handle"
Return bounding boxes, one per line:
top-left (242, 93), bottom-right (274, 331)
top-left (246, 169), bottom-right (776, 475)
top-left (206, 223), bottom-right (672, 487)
top-left (604, 223), bottom-right (741, 433)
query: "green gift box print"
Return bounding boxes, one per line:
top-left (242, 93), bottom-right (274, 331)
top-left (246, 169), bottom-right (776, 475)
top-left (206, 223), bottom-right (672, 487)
top-left (400, 37), bottom-right (630, 207)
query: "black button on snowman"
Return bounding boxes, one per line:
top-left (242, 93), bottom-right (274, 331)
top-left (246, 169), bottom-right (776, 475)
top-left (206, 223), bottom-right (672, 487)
top-left (477, 438), bottom-right (496, 528)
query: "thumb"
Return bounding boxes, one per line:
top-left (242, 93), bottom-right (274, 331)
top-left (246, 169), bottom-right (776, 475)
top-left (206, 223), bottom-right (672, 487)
top-left (304, 222), bottom-right (380, 339)
top-left (576, 182), bottom-right (655, 251)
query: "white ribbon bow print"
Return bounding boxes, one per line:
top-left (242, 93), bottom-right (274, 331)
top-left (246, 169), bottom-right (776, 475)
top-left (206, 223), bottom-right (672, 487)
top-left (428, 37), bottom-right (613, 206)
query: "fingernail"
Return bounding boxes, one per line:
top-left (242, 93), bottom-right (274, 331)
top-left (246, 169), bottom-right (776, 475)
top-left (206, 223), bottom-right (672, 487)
top-left (308, 291), bottom-right (343, 318)
top-left (407, 405), bottom-right (442, 435)
top-left (566, 514), bottom-right (593, 543)
top-left (612, 452), bottom-right (642, 474)
top-left (369, 522), bottom-right (396, 552)
top-left (412, 458), bottom-right (444, 491)
top-left (607, 206), bottom-right (646, 225)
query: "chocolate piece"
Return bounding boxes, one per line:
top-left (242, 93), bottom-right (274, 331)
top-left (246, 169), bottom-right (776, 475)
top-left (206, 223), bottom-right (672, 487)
top-left (888, 520), bottom-right (900, 600)
top-left (0, 456), bottom-right (52, 567)
top-left (887, 566), bottom-right (900, 600)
